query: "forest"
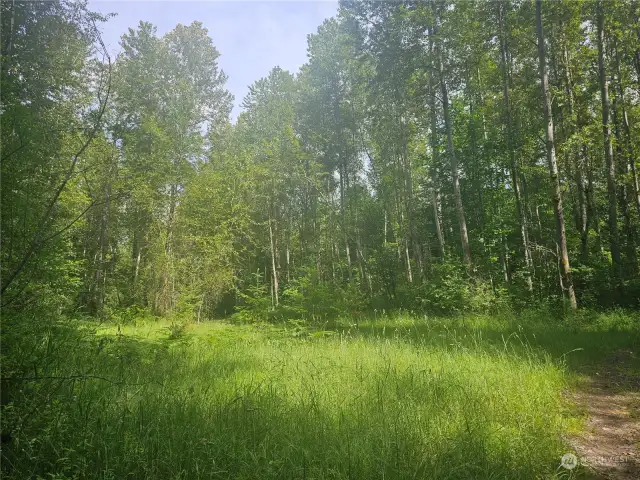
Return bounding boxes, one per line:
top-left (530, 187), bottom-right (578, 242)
top-left (1, 0), bottom-right (639, 478)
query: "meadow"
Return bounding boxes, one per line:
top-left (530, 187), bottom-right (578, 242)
top-left (4, 1), bottom-right (640, 478)
top-left (3, 311), bottom-right (638, 479)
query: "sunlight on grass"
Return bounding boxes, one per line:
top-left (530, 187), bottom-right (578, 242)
top-left (2, 315), bottom-right (592, 479)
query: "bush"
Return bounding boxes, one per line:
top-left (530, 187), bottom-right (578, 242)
top-left (402, 263), bottom-right (493, 315)
top-left (232, 268), bottom-right (369, 324)
top-left (232, 284), bottom-right (274, 323)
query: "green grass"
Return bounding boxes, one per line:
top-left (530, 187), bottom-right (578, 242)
top-left (2, 311), bottom-right (638, 479)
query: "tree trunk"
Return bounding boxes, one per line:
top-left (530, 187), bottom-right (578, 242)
top-left (633, 1), bottom-right (640, 95)
top-left (340, 160), bottom-right (353, 282)
top-left (432, 190), bottom-right (446, 259)
top-left (612, 84), bottom-right (639, 276)
top-left (404, 242), bottom-right (413, 283)
top-left (402, 139), bottom-right (417, 281)
top-left (427, 42), bottom-right (446, 260)
top-left (613, 40), bottom-right (640, 216)
top-left (536, 0), bottom-right (577, 309)
top-left (269, 215), bottom-right (279, 307)
top-left (356, 231), bottom-right (366, 287)
top-left (94, 170), bottom-right (112, 315)
top-left (384, 208), bottom-right (388, 245)
top-left (560, 29), bottom-right (590, 266)
top-left (597, 0), bottom-right (621, 278)
top-left (499, 2), bottom-right (533, 292)
top-left (578, 144), bottom-right (589, 264)
top-left (585, 152), bottom-right (603, 253)
top-left (433, 20), bottom-right (472, 270)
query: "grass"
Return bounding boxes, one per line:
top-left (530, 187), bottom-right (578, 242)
top-left (2, 311), bottom-right (638, 479)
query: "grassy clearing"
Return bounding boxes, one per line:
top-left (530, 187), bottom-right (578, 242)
top-left (331, 310), bottom-right (640, 375)
top-left (2, 312), bottom-right (638, 479)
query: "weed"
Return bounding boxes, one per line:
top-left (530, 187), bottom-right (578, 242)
top-left (2, 310), bottom-right (638, 479)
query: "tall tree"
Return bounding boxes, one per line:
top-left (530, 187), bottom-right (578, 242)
top-left (433, 4), bottom-right (473, 271)
top-left (596, 0), bottom-right (622, 278)
top-left (536, 0), bottom-right (577, 309)
top-left (499, 0), bottom-right (534, 292)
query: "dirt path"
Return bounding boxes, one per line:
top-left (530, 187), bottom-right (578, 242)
top-left (567, 350), bottom-right (640, 479)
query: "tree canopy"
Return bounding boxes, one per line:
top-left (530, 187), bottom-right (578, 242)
top-left (2, 0), bottom-right (640, 321)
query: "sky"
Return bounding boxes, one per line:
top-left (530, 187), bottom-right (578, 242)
top-left (88, 0), bottom-right (339, 120)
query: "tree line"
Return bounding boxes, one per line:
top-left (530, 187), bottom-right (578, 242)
top-left (2, 0), bottom-right (639, 322)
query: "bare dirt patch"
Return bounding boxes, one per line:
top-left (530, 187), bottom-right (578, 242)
top-left (567, 350), bottom-right (640, 479)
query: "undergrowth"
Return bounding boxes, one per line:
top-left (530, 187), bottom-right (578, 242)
top-left (1, 310), bottom-right (638, 479)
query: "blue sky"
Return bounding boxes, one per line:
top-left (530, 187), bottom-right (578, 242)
top-left (88, 1), bottom-right (339, 119)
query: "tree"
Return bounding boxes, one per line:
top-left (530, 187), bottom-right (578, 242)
top-left (536, 0), bottom-right (577, 309)
top-left (112, 21), bottom-right (232, 313)
top-left (4, 0), bottom-right (639, 322)
top-left (433, 3), bottom-right (473, 271)
top-left (0, 0), bottom-right (112, 307)
top-left (596, 0), bottom-right (622, 278)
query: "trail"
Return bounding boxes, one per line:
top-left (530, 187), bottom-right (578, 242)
top-left (567, 350), bottom-right (640, 479)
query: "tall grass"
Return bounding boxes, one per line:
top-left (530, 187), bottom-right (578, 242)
top-left (5, 311), bottom-right (634, 479)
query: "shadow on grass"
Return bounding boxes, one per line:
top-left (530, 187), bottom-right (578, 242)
top-left (1, 322), bottom-right (262, 479)
top-left (2, 318), bottom-right (575, 480)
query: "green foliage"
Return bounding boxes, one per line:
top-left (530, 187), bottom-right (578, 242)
top-left (1, 0), bottom-right (109, 313)
top-left (2, 1), bottom-right (640, 478)
top-left (5, 311), bottom-right (639, 479)
top-left (413, 263), bottom-right (472, 315)
top-left (2, 1), bottom-right (639, 475)
top-left (563, 308), bottom-right (640, 333)
top-left (6, 312), bottom-right (624, 480)
top-left (166, 320), bottom-right (188, 340)
top-left (106, 305), bottom-right (153, 325)
top-left (395, 263), bottom-right (507, 316)
top-left (232, 284), bottom-right (275, 323)
top-left (3, 0), bottom-right (638, 323)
